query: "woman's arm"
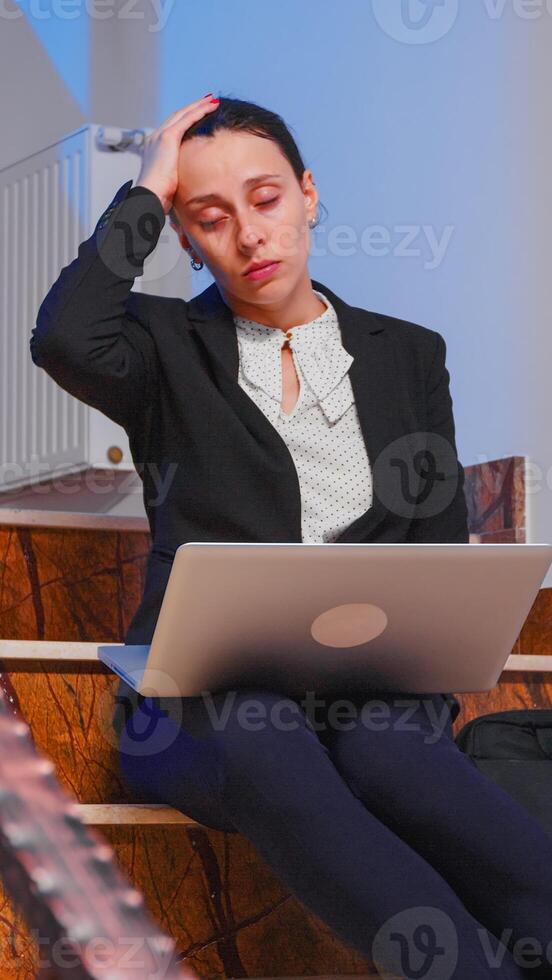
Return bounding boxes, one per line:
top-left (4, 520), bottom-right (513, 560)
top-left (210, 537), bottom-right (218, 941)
top-left (406, 330), bottom-right (470, 543)
top-left (29, 182), bottom-right (166, 431)
top-left (30, 98), bottom-right (221, 432)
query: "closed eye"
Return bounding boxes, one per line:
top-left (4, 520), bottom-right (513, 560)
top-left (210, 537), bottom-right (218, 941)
top-left (200, 197), bottom-right (280, 230)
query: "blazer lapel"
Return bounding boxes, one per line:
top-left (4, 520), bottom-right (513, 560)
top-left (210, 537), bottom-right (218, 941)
top-left (185, 277), bottom-right (415, 543)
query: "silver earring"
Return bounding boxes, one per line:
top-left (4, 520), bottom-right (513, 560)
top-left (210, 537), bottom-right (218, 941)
top-left (190, 256), bottom-right (204, 270)
top-left (308, 208), bottom-right (320, 229)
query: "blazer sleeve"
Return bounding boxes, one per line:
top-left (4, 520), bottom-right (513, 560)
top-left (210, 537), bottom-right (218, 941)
top-left (29, 180), bottom-right (166, 431)
top-left (406, 330), bottom-right (470, 543)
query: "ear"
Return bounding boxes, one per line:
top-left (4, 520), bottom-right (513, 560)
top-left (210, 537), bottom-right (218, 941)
top-left (301, 168), bottom-right (318, 221)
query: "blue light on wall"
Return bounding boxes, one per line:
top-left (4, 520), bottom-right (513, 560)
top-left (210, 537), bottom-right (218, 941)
top-left (15, 0), bottom-right (89, 115)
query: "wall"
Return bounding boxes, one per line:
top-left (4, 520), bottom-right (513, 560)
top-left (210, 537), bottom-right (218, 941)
top-left (156, 0), bottom-right (552, 579)
top-left (2, 0), bottom-right (552, 581)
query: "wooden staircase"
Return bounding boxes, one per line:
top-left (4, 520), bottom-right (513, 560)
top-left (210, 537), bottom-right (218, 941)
top-left (0, 453), bottom-right (549, 978)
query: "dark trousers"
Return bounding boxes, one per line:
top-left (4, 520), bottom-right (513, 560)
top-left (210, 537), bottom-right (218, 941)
top-left (117, 687), bottom-right (552, 979)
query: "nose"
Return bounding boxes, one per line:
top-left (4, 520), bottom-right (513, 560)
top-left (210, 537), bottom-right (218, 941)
top-left (237, 219), bottom-right (265, 250)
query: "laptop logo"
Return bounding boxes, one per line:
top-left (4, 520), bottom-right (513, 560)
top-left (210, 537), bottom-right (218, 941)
top-left (311, 603), bottom-right (388, 648)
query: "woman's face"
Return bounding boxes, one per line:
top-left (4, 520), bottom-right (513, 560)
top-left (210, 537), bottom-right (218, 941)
top-left (170, 129), bottom-right (318, 307)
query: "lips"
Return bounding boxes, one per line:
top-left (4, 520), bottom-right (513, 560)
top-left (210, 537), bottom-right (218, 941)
top-left (244, 261), bottom-right (279, 276)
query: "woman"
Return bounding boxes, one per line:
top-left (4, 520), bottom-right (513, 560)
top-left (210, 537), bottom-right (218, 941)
top-left (31, 95), bottom-right (552, 979)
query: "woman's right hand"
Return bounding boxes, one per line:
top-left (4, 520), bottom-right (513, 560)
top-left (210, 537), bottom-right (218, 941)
top-left (136, 95), bottom-right (220, 215)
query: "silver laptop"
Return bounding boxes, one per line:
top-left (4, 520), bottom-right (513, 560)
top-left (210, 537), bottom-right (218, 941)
top-left (98, 542), bottom-right (552, 699)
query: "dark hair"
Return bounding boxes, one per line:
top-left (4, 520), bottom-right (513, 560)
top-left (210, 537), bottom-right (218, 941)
top-left (180, 94), bottom-right (328, 228)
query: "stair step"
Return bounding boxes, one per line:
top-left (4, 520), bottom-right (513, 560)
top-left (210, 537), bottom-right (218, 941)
top-left (77, 803), bottom-right (196, 826)
top-left (1, 640), bottom-right (551, 673)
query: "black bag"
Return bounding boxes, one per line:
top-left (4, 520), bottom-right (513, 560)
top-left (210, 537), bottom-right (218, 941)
top-left (455, 709), bottom-right (552, 836)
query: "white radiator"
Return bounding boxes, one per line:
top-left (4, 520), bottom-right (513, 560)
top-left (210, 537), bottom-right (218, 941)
top-left (0, 123), bottom-right (191, 493)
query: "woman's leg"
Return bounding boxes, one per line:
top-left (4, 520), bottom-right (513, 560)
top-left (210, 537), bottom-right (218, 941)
top-left (117, 688), bottom-right (529, 978)
top-left (118, 693), bottom-right (237, 832)
top-left (325, 691), bottom-right (552, 979)
top-left (117, 690), bottom-right (524, 980)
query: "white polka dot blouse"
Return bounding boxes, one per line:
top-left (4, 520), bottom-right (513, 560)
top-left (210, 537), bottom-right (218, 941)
top-left (232, 289), bottom-right (374, 543)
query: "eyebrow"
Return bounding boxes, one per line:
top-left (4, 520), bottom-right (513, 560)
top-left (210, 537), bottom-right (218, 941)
top-left (184, 173), bottom-right (283, 207)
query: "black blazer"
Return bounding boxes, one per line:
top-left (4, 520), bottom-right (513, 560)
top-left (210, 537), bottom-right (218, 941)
top-left (30, 179), bottom-right (468, 733)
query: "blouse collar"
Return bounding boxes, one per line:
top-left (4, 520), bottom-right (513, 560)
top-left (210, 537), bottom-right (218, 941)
top-left (232, 290), bottom-right (354, 423)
